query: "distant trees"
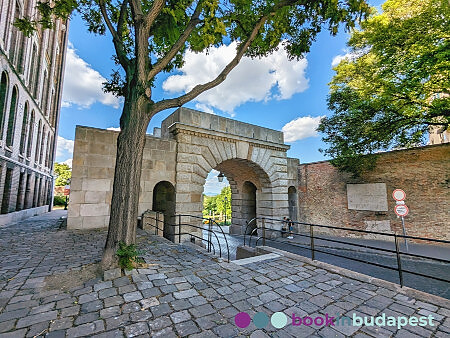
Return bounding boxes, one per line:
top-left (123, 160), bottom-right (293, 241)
top-left (54, 162), bottom-right (71, 186)
top-left (203, 186), bottom-right (231, 222)
top-left (318, 0), bottom-right (449, 175)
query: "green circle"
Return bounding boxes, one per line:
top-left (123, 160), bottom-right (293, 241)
top-left (271, 312), bottom-right (287, 329)
top-left (253, 312), bottom-right (269, 328)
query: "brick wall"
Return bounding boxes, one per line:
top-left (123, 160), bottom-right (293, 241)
top-left (297, 144), bottom-right (450, 241)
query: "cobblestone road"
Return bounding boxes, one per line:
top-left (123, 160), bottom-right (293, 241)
top-left (0, 211), bottom-right (449, 337)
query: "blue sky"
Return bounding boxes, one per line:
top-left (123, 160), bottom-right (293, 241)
top-left (56, 1), bottom-right (384, 194)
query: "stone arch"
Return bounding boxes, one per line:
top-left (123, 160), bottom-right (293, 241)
top-left (212, 158), bottom-right (273, 234)
top-left (152, 181), bottom-right (176, 241)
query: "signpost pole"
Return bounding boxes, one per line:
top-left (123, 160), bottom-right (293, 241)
top-left (401, 216), bottom-right (408, 252)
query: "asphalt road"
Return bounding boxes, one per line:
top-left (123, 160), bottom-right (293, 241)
top-left (202, 230), bottom-right (450, 299)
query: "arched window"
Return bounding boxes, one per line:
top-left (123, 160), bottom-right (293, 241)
top-left (39, 126), bottom-right (46, 164)
top-left (34, 119), bottom-right (42, 162)
top-left (45, 131), bottom-right (51, 167)
top-left (29, 44), bottom-right (37, 89)
top-left (20, 101), bottom-right (29, 154)
top-left (9, 1), bottom-right (22, 68)
top-left (6, 86), bottom-right (18, 147)
top-left (41, 69), bottom-right (48, 115)
top-left (0, 72), bottom-right (8, 138)
top-left (26, 110), bottom-right (35, 157)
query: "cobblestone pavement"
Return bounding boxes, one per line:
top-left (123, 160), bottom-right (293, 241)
top-left (0, 211), bottom-right (449, 337)
top-left (202, 232), bottom-right (450, 298)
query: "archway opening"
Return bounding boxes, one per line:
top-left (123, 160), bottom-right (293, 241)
top-left (202, 170), bottom-right (231, 226)
top-left (152, 181), bottom-right (176, 241)
top-left (242, 181), bottom-right (257, 234)
top-left (203, 158), bottom-right (272, 235)
top-left (288, 186), bottom-right (298, 221)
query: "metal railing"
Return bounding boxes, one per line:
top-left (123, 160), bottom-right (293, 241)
top-left (142, 212), bottom-right (230, 262)
top-left (245, 216), bottom-right (450, 287)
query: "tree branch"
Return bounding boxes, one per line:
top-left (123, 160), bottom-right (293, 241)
top-left (117, 0), bottom-right (129, 37)
top-left (99, 0), bottom-right (130, 69)
top-left (145, 0), bottom-right (164, 31)
top-left (129, 0), bottom-right (144, 21)
top-left (147, 0), bottom-right (203, 81)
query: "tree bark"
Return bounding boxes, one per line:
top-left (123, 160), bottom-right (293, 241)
top-left (101, 93), bottom-right (150, 270)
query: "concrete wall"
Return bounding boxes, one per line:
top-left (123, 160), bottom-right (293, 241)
top-left (297, 144), bottom-right (450, 240)
top-left (67, 126), bottom-right (176, 230)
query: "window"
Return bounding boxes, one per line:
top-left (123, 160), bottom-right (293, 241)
top-left (41, 69), bottom-right (49, 115)
top-left (39, 126), bottom-right (46, 164)
top-left (9, 1), bottom-right (22, 68)
top-left (0, 72), bottom-right (8, 139)
top-left (1, 168), bottom-right (13, 214)
top-left (20, 101), bottom-right (29, 154)
top-left (6, 86), bottom-right (18, 147)
top-left (35, 119), bottom-right (41, 162)
top-left (29, 44), bottom-right (37, 90)
top-left (26, 110), bottom-right (35, 157)
top-left (45, 132), bottom-right (52, 167)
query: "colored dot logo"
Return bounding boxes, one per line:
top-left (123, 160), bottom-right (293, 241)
top-left (234, 312), bottom-right (287, 329)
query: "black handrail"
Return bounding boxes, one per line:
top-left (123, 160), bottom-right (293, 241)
top-left (180, 232), bottom-right (216, 255)
top-left (142, 214), bottom-right (220, 257)
top-left (177, 214), bottom-right (230, 262)
top-left (243, 218), bottom-right (257, 245)
top-left (249, 216), bottom-right (450, 287)
top-left (247, 228), bottom-right (258, 247)
top-left (178, 222), bottom-right (222, 259)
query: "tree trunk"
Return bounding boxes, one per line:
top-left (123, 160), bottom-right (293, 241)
top-left (101, 97), bottom-right (150, 270)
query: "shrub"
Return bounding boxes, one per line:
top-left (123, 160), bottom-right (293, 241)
top-left (54, 195), bottom-right (66, 206)
top-left (116, 242), bottom-right (143, 270)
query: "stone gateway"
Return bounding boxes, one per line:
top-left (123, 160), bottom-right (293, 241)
top-left (68, 108), bottom-right (299, 241)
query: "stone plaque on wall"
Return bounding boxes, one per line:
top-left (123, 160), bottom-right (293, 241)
top-left (347, 183), bottom-right (388, 211)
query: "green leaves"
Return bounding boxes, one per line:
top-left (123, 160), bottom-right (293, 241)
top-left (54, 162), bottom-right (72, 186)
top-left (116, 242), bottom-right (143, 270)
top-left (320, 0), bottom-right (450, 175)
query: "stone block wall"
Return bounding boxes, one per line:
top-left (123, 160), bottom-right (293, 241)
top-left (67, 126), bottom-right (176, 230)
top-left (297, 144), bottom-right (450, 241)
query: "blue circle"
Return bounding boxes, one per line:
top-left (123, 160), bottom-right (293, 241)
top-left (253, 312), bottom-right (269, 328)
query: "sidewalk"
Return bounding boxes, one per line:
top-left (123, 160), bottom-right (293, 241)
top-left (278, 232), bottom-right (450, 261)
top-left (0, 211), bottom-right (449, 337)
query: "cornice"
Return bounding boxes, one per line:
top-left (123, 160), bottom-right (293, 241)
top-left (168, 123), bottom-right (290, 152)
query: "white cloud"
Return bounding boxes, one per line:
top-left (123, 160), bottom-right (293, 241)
top-left (56, 136), bottom-right (74, 158)
top-left (62, 43), bottom-right (121, 109)
top-left (163, 42), bottom-right (309, 114)
top-left (195, 103), bottom-right (215, 115)
top-left (331, 50), bottom-right (366, 67)
top-left (62, 159), bottom-right (73, 168)
top-left (203, 169), bottom-right (229, 196)
top-left (282, 115), bottom-right (325, 143)
top-left (107, 127), bottom-right (121, 131)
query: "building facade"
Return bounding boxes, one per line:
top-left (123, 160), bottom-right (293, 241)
top-left (0, 0), bottom-right (68, 225)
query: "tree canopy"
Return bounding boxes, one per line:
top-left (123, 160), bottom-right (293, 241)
top-left (54, 162), bottom-right (72, 186)
top-left (318, 0), bottom-right (450, 175)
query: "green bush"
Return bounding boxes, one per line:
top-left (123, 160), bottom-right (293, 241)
top-left (116, 242), bottom-right (144, 270)
top-left (54, 195), bottom-right (66, 206)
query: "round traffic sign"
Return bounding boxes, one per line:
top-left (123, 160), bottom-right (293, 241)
top-left (393, 189), bottom-right (406, 201)
top-left (394, 204), bottom-right (409, 217)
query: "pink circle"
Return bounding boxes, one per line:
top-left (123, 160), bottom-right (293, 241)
top-left (235, 312), bottom-right (251, 328)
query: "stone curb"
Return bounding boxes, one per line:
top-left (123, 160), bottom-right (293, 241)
top-left (259, 245), bottom-right (450, 309)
